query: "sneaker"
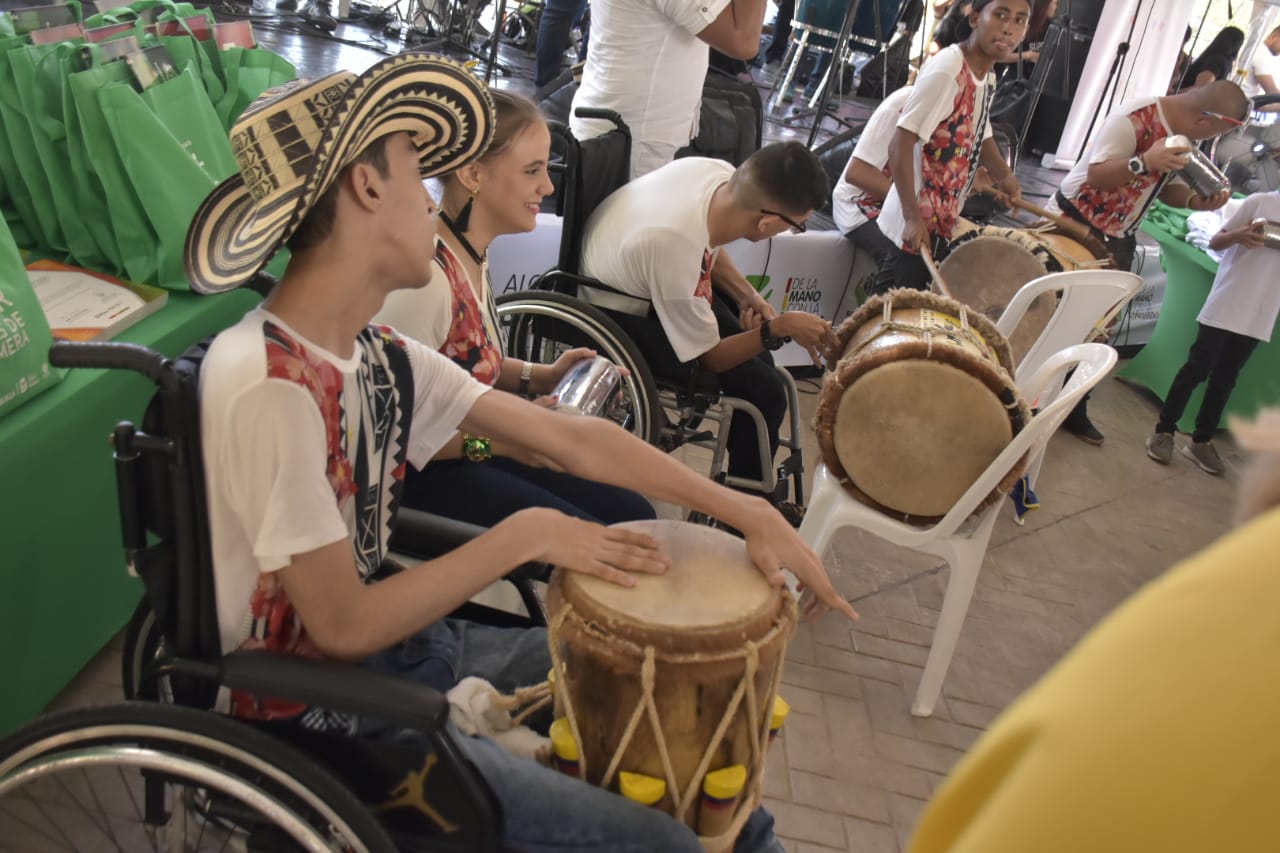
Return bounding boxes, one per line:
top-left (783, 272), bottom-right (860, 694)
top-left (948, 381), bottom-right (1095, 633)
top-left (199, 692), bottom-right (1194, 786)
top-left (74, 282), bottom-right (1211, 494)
top-left (1182, 440), bottom-right (1225, 475)
top-left (1064, 413), bottom-right (1104, 446)
top-left (301, 0), bottom-right (336, 30)
top-left (1145, 431), bottom-right (1174, 465)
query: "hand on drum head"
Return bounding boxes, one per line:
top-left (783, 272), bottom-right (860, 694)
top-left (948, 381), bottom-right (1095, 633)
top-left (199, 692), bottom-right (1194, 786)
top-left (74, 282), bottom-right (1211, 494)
top-left (524, 509), bottom-right (670, 587)
top-left (739, 501), bottom-right (858, 622)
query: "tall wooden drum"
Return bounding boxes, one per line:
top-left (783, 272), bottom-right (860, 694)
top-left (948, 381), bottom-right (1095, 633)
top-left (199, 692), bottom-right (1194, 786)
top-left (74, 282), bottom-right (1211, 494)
top-left (546, 520), bottom-right (797, 850)
top-left (816, 290), bottom-right (1032, 523)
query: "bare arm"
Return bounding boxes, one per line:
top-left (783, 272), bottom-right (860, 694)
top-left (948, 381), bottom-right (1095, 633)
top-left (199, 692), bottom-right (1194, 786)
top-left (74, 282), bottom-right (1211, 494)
top-left (697, 0), bottom-right (768, 59)
top-left (278, 507), bottom-right (660, 660)
top-left (710, 250), bottom-right (775, 326)
top-left (1259, 73), bottom-right (1279, 95)
top-left (846, 157), bottom-right (892, 202)
top-left (464, 391), bottom-right (857, 620)
top-left (1087, 138), bottom-right (1191, 190)
top-left (1209, 220), bottom-right (1266, 252)
top-left (887, 125), bottom-right (925, 249)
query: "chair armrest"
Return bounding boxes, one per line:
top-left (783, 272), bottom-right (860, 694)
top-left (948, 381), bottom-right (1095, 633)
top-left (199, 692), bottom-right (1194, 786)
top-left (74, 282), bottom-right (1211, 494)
top-left (217, 650), bottom-right (450, 733)
top-left (390, 508), bottom-right (488, 558)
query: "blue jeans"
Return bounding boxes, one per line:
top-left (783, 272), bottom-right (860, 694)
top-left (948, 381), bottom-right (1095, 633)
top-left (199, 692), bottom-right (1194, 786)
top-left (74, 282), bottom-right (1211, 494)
top-left (360, 620), bottom-right (783, 853)
top-left (401, 455), bottom-right (655, 527)
top-left (534, 0), bottom-right (589, 89)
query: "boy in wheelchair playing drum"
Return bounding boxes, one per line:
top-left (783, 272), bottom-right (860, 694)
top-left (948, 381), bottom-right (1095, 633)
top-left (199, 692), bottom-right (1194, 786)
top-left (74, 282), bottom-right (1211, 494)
top-left (184, 54), bottom-right (855, 852)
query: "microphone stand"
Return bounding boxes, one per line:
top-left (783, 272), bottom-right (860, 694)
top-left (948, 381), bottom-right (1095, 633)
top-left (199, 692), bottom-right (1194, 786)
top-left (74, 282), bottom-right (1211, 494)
top-left (1079, 0), bottom-right (1144, 155)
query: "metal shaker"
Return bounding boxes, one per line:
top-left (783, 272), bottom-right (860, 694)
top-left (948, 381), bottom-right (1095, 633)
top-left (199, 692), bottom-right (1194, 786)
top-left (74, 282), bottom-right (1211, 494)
top-left (1254, 218), bottom-right (1280, 251)
top-left (550, 356), bottom-right (624, 419)
top-left (1166, 134), bottom-right (1231, 198)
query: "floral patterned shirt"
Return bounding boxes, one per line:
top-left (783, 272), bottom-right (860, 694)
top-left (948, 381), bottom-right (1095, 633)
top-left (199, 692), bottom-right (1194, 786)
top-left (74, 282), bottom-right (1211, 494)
top-left (1069, 102), bottom-right (1171, 238)
top-left (436, 241), bottom-right (505, 386)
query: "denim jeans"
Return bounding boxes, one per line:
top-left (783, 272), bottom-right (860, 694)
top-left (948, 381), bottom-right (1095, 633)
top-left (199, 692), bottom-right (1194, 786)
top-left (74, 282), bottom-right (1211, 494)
top-left (534, 0), bottom-right (589, 89)
top-left (1156, 322), bottom-right (1260, 443)
top-left (401, 455), bottom-right (656, 527)
top-left (360, 619), bottom-right (784, 853)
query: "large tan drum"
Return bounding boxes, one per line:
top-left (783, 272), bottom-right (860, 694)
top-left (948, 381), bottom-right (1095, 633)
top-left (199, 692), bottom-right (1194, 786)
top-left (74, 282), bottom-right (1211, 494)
top-left (940, 225), bottom-right (1108, 362)
top-left (817, 290), bottom-right (1032, 523)
top-left (546, 520), bottom-right (796, 849)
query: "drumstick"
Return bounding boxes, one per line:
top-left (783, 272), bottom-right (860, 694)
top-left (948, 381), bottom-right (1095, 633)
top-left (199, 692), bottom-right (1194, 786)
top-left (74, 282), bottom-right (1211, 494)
top-left (1010, 198), bottom-right (1095, 245)
top-left (919, 242), bottom-right (954, 300)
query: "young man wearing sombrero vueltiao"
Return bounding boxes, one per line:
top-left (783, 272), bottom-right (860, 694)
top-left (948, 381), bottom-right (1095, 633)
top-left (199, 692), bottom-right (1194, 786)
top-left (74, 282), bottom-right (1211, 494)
top-left (186, 53), bottom-right (855, 851)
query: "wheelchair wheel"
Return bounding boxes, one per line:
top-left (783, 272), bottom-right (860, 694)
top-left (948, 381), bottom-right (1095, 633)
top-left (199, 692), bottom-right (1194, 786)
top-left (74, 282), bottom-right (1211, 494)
top-left (122, 597), bottom-right (169, 703)
top-left (496, 290), bottom-right (664, 445)
top-left (0, 702), bottom-right (397, 852)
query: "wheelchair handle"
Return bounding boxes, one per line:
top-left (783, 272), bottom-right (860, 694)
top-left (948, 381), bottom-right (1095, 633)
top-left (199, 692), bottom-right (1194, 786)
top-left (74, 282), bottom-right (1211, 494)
top-left (49, 341), bottom-right (172, 384)
top-left (572, 106), bottom-right (629, 133)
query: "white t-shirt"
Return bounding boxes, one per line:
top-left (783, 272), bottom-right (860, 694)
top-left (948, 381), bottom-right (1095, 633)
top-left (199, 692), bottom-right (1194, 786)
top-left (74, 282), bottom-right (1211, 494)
top-left (570, 0), bottom-right (733, 179)
top-left (1049, 97), bottom-right (1175, 238)
top-left (200, 308), bottom-right (489, 658)
top-left (1244, 47), bottom-right (1280, 98)
top-left (1199, 191), bottom-right (1280, 341)
top-left (833, 87), bottom-right (913, 235)
top-left (580, 157), bottom-right (731, 362)
top-left (878, 45), bottom-right (995, 246)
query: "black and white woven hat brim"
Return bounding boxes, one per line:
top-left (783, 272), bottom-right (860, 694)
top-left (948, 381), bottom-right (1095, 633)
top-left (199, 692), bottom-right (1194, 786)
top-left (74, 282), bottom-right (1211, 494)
top-left (185, 53), bottom-right (493, 295)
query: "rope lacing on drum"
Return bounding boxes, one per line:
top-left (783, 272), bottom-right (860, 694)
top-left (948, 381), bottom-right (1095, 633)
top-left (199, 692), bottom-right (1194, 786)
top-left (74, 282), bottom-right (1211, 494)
top-left (843, 300), bottom-right (991, 362)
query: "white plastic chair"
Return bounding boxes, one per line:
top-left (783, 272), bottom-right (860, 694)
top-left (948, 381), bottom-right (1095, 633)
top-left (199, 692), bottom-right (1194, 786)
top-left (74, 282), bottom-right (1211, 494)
top-left (996, 269), bottom-right (1142, 489)
top-left (800, 343), bottom-right (1119, 717)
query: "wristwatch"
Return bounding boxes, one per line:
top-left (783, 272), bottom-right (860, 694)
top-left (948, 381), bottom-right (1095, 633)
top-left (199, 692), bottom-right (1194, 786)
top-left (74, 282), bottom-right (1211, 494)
top-left (1127, 155), bottom-right (1148, 176)
top-left (518, 361), bottom-right (533, 396)
top-left (461, 433), bottom-right (492, 462)
top-left (760, 318), bottom-right (789, 351)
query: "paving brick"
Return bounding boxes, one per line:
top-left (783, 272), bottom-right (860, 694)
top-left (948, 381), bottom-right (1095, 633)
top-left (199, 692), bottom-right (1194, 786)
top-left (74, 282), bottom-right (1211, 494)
top-left (852, 633), bottom-right (930, 668)
top-left (783, 660), bottom-right (864, 699)
top-left (888, 794), bottom-right (929, 852)
top-left (842, 816), bottom-right (901, 853)
top-left (945, 697), bottom-right (1003, 729)
top-left (797, 844), bottom-right (849, 853)
top-left (872, 732), bottom-right (967, 776)
top-left (885, 617), bottom-right (936, 648)
top-left (763, 734), bottom-right (792, 800)
top-left (776, 683), bottom-right (825, 717)
top-left (787, 622), bottom-right (818, 666)
top-left (783, 711), bottom-right (839, 776)
top-left (812, 616), bottom-right (855, 651)
top-left (761, 798), bottom-right (849, 849)
top-left (822, 695), bottom-right (877, 760)
top-left (789, 769), bottom-right (890, 823)
top-left (816, 643), bottom-right (901, 685)
top-left (834, 753), bottom-right (932, 799)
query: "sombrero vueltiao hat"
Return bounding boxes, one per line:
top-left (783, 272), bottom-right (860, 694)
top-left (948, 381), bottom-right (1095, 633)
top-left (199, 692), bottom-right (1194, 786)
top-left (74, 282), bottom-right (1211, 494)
top-left (185, 51), bottom-right (493, 295)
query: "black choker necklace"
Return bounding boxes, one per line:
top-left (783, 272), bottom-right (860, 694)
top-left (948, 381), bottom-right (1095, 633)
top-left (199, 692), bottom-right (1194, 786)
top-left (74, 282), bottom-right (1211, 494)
top-left (439, 211), bottom-right (486, 265)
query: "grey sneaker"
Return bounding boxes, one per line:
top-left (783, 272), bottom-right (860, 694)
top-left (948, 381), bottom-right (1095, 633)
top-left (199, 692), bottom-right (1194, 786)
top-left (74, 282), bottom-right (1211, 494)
top-left (1146, 432), bottom-right (1174, 464)
top-left (1182, 440), bottom-right (1225, 475)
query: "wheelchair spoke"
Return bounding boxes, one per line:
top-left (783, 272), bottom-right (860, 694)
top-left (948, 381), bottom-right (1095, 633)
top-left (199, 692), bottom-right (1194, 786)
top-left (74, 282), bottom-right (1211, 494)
top-left (2, 791), bottom-right (78, 851)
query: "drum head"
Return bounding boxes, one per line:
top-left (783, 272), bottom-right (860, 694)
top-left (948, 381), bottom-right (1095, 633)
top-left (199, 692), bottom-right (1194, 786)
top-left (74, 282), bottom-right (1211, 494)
top-left (939, 234), bottom-right (1055, 364)
top-left (834, 360), bottom-right (1014, 518)
top-left (560, 520), bottom-right (778, 637)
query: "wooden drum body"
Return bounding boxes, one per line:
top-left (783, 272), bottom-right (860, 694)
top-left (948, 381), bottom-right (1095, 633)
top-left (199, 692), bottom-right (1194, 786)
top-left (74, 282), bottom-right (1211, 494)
top-left (816, 290), bottom-right (1031, 523)
top-left (546, 520), bottom-right (797, 847)
top-left (940, 226), bottom-right (1104, 362)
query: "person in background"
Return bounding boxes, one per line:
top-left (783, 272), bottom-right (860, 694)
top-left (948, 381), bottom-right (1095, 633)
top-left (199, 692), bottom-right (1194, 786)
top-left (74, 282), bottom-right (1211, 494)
top-left (375, 90), bottom-right (654, 526)
top-left (570, 0), bottom-right (767, 178)
top-left (907, 407), bottom-right (1280, 853)
top-left (1047, 80), bottom-right (1247, 445)
top-left (1145, 189), bottom-right (1280, 475)
top-left (872, 0), bottom-right (1025, 294)
top-left (580, 143), bottom-right (837, 522)
top-left (1168, 26), bottom-right (1195, 94)
top-left (533, 0), bottom-right (589, 93)
top-left (1242, 23), bottom-right (1280, 111)
top-left (1176, 26), bottom-right (1245, 91)
top-left (759, 0), bottom-right (794, 66)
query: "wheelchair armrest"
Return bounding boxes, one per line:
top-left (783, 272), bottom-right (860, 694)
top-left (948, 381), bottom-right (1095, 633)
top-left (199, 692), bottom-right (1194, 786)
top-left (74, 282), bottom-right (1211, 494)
top-left (390, 508), bottom-right (488, 558)
top-left (218, 650), bottom-right (451, 733)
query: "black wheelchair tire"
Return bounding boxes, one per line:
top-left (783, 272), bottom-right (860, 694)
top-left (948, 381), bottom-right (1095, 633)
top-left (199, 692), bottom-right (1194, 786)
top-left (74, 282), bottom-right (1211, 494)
top-left (0, 702), bottom-right (399, 852)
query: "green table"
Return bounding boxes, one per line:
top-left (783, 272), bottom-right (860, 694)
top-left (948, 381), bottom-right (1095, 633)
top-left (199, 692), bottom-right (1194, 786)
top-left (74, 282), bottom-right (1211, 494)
top-left (0, 288), bottom-right (258, 737)
top-left (1121, 202), bottom-right (1280, 433)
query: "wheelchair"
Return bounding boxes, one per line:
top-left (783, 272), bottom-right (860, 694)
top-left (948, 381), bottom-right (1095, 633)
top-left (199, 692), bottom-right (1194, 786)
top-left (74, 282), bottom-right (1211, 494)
top-left (0, 329), bottom-right (548, 852)
top-left (494, 109), bottom-right (808, 510)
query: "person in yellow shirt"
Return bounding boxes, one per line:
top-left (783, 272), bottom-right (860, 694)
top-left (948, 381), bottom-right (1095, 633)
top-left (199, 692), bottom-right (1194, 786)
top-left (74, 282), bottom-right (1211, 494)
top-left (909, 409), bottom-right (1280, 853)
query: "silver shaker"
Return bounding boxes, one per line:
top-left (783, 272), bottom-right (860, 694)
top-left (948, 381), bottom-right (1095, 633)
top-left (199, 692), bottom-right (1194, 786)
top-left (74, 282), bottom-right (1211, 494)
top-left (1165, 134), bottom-right (1231, 199)
top-left (550, 356), bottom-right (624, 419)
top-left (1253, 218), bottom-right (1280, 252)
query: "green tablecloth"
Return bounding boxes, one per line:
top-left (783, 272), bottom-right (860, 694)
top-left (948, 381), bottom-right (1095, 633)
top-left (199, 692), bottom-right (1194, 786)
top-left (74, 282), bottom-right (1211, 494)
top-left (1121, 202), bottom-right (1280, 433)
top-left (0, 288), bottom-right (258, 737)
